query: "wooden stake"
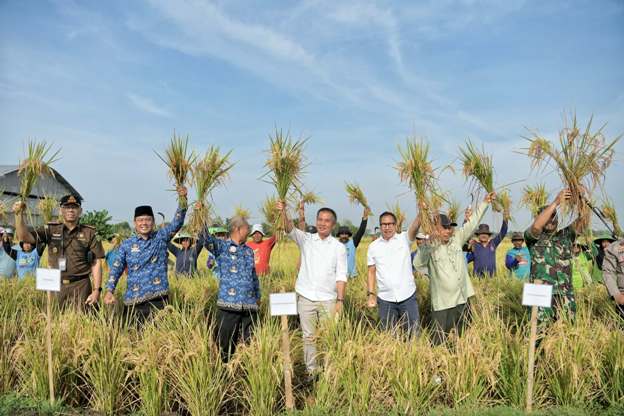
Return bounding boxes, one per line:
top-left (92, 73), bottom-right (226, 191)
top-left (281, 314), bottom-right (294, 410)
top-left (46, 291), bottom-right (55, 405)
top-left (526, 279), bottom-right (542, 413)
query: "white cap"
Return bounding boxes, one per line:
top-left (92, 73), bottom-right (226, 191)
top-left (415, 232), bottom-right (429, 240)
top-left (3, 227), bottom-right (13, 234)
top-left (250, 224), bottom-right (265, 236)
top-left (0, 227), bottom-right (4, 234)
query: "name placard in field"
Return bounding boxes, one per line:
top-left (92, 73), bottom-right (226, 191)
top-left (36, 268), bottom-right (61, 292)
top-left (522, 283), bottom-right (552, 308)
top-left (270, 292), bottom-right (297, 316)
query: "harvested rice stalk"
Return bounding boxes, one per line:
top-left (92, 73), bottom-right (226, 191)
top-left (387, 202), bottom-right (406, 231)
top-left (155, 132), bottom-right (196, 208)
top-left (521, 184), bottom-right (549, 217)
top-left (498, 190), bottom-right (513, 222)
top-left (262, 129), bottom-right (307, 239)
top-left (234, 205), bottom-right (251, 221)
top-left (458, 140), bottom-right (500, 210)
top-left (525, 114), bottom-right (620, 232)
top-left (601, 199), bottom-right (622, 237)
top-left (396, 139), bottom-right (439, 234)
top-left (37, 195), bottom-right (58, 223)
top-left (447, 199), bottom-right (461, 225)
top-left (18, 140), bottom-right (60, 203)
top-left (261, 196), bottom-right (278, 227)
top-left (300, 191), bottom-right (322, 206)
top-left (189, 147), bottom-right (233, 234)
top-left (345, 182), bottom-right (370, 211)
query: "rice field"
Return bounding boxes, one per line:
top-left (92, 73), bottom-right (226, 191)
top-left (1, 238), bottom-right (623, 415)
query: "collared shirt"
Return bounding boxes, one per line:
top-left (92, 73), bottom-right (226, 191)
top-left (206, 234), bottom-right (260, 311)
top-left (32, 223), bottom-right (104, 278)
top-left (290, 227), bottom-right (347, 301)
top-left (602, 239), bottom-right (624, 297)
top-left (505, 246), bottom-right (531, 279)
top-left (414, 202), bottom-right (489, 311)
top-left (524, 225), bottom-right (575, 295)
top-left (106, 205), bottom-right (186, 305)
top-left (367, 232), bottom-right (416, 302)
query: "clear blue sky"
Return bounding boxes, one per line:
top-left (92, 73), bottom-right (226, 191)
top-left (1, 0), bottom-right (623, 230)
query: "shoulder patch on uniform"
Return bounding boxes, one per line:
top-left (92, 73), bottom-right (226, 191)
top-left (81, 224), bottom-right (96, 230)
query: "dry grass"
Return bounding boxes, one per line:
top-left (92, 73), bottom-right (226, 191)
top-left (447, 199), bottom-right (461, 224)
top-left (601, 199), bottom-right (621, 237)
top-left (234, 205), bottom-right (251, 221)
top-left (299, 191), bottom-right (322, 206)
top-left (155, 132), bottom-right (196, 206)
top-left (524, 114), bottom-right (620, 232)
top-left (37, 195), bottom-right (58, 223)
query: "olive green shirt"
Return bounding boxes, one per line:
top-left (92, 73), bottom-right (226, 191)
top-left (413, 202), bottom-right (489, 312)
top-left (32, 223), bottom-right (104, 278)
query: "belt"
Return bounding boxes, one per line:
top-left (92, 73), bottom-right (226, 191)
top-left (62, 275), bottom-right (90, 285)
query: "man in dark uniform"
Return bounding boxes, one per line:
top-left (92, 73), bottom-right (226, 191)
top-left (13, 194), bottom-right (104, 309)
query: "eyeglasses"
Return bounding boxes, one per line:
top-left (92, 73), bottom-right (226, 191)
top-left (380, 222), bottom-right (395, 227)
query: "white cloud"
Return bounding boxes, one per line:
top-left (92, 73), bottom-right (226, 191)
top-left (127, 92), bottom-right (172, 117)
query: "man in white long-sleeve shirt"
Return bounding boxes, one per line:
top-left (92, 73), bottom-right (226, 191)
top-left (277, 200), bottom-right (347, 378)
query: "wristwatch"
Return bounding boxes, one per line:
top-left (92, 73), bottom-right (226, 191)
top-left (337, 298), bottom-right (344, 302)
top-left (96, 287), bottom-right (103, 292)
top-left (367, 291), bottom-right (375, 296)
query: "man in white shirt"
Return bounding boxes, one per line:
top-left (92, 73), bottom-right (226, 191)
top-left (277, 200), bottom-right (347, 377)
top-left (367, 211), bottom-right (421, 337)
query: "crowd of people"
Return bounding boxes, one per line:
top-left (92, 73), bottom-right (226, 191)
top-left (1, 187), bottom-right (623, 380)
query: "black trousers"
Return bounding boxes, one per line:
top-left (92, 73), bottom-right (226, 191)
top-left (124, 296), bottom-right (168, 326)
top-left (216, 308), bottom-right (257, 362)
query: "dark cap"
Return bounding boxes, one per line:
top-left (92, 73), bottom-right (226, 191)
top-left (306, 225), bottom-right (318, 234)
top-left (134, 205), bottom-right (154, 219)
top-left (475, 224), bottom-right (493, 235)
top-left (511, 232), bottom-right (524, 241)
top-left (60, 194), bottom-right (82, 207)
top-left (337, 226), bottom-right (352, 236)
top-left (438, 213), bottom-right (457, 228)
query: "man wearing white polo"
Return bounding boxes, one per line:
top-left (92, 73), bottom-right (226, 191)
top-left (367, 211), bottom-right (421, 337)
top-left (277, 200), bottom-right (347, 378)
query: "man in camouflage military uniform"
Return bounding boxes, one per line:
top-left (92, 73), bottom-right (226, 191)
top-left (524, 189), bottom-right (582, 324)
top-left (14, 194), bottom-right (104, 309)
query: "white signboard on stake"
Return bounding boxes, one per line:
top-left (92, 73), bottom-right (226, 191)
top-left (270, 292), bottom-right (298, 316)
top-left (522, 283), bottom-right (552, 308)
top-left (36, 268), bottom-right (61, 292)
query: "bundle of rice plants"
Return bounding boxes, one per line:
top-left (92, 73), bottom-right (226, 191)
top-left (37, 195), bottom-right (58, 223)
top-left (260, 196), bottom-right (278, 227)
top-left (498, 189), bottom-right (513, 221)
top-left (521, 184), bottom-right (549, 217)
top-left (525, 114), bottom-right (620, 231)
top-left (447, 199), bottom-right (461, 224)
top-left (396, 139), bottom-right (439, 234)
top-left (345, 182), bottom-right (370, 210)
top-left (18, 141), bottom-right (60, 202)
top-left (601, 199), bottom-right (621, 237)
top-left (155, 132), bottom-right (196, 207)
top-left (233, 205), bottom-right (251, 221)
top-left (387, 202), bottom-right (406, 231)
top-left (299, 190), bottom-right (322, 206)
top-left (261, 128), bottom-right (306, 238)
top-left (188, 146), bottom-right (233, 234)
top-left (0, 188), bottom-right (6, 223)
top-left (458, 140), bottom-right (502, 211)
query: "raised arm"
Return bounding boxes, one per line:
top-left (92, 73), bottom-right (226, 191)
top-left (529, 189), bottom-right (569, 236)
top-left (157, 187), bottom-right (188, 241)
top-left (167, 242), bottom-right (180, 256)
top-left (12, 201), bottom-right (36, 245)
top-left (492, 219), bottom-right (508, 248)
top-left (353, 208), bottom-right (370, 248)
top-left (276, 200), bottom-right (295, 234)
top-left (458, 193), bottom-right (494, 244)
top-left (2, 237), bottom-right (17, 261)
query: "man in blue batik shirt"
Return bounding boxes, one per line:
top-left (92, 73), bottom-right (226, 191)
top-left (104, 187), bottom-right (187, 323)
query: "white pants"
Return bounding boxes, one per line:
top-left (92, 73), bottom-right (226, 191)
top-left (297, 295), bottom-right (336, 373)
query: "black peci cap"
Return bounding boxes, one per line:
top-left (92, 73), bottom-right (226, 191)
top-left (134, 205), bottom-right (154, 219)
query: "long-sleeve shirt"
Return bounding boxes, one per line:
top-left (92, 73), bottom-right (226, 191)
top-left (413, 202), bottom-right (489, 312)
top-left (471, 219), bottom-right (508, 277)
top-left (602, 239), bottom-right (624, 298)
top-left (345, 217), bottom-right (368, 278)
top-left (106, 205), bottom-right (186, 305)
top-left (167, 238), bottom-right (204, 275)
top-left (204, 233), bottom-right (260, 311)
top-left (290, 227), bottom-right (348, 301)
top-left (505, 246), bottom-right (531, 280)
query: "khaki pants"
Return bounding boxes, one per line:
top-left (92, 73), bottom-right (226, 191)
top-left (56, 277), bottom-right (92, 310)
top-left (297, 295), bottom-right (335, 374)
